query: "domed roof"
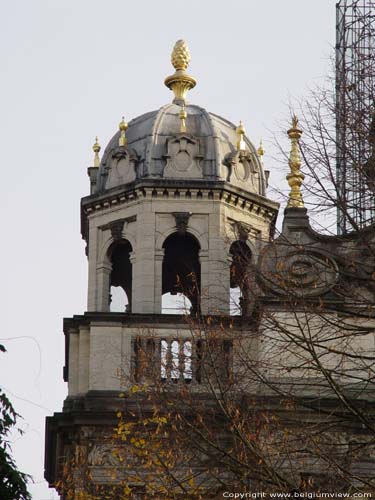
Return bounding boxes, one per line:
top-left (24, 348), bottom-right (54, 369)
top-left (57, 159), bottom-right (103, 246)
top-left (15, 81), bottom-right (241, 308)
top-left (96, 103), bottom-right (267, 196)
top-left (94, 40), bottom-right (267, 197)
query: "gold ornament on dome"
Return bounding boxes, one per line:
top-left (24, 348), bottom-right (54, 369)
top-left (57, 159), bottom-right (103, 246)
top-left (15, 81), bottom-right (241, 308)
top-left (286, 115), bottom-right (304, 208)
top-left (164, 40), bottom-right (196, 103)
top-left (257, 139), bottom-right (265, 157)
top-left (92, 136), bottom-right (101, 167)
top-left (179, 103), bottom-right (187, 133)
top-left (171, 39), bottom-right (191, 70)
top-left (236, 121), bottom-right (246, 152)
top-left (119, 116), bottom-right (128, 147)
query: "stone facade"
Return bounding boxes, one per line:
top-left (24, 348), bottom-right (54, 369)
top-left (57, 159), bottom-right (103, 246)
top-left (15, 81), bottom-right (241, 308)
top-left (45, 44), bottom-right (375, 498)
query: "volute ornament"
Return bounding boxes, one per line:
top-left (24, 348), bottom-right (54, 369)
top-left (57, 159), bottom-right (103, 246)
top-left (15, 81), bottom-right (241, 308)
top-left (259, 247), bottom-right (339, 297)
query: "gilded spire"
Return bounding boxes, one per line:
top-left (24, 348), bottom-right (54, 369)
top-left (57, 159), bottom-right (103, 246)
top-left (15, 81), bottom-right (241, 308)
top-left (119, 116), bottom-right (128, 147)
top-left (92, 136), bottom-right (101, 167)
top-left (236, 121), bottom-right (246, 151)
top-left (164, 40), bottom-right (196, 103)
top-left (286, 115), bottom-right (304, 208)
top-left (257, 139), bottom-right (265, 157)
top-left (179, 103), bottom-right (187, 133)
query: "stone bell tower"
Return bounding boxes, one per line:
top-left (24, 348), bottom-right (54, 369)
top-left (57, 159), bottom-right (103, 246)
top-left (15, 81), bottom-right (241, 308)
top-left (44, 40), bottom-right (279, 497)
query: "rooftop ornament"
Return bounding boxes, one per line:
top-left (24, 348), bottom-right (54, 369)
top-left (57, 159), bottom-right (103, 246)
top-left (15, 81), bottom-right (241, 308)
top-left (179, 103), bottom-right (187, 133)
top-left (286, 115), bottom-right (304, 208)
top-left (119, 116), bottom-right (128, 147)
top-left (92, 136), bottom-right (101, 167)
top-left (164, 40), bottom-right (196, 104)
top-left (236, 121), bottom-right (246, 152)
top-left (257, 139), bottom-right (265, 158)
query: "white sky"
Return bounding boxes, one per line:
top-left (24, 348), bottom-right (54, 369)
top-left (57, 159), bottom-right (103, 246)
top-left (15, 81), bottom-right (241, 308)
top-left (0, 1), bottom-right (336, 498)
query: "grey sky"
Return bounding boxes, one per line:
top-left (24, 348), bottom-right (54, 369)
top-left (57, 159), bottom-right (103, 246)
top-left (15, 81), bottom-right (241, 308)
top-left (0, 1), bottom-right (336, 498)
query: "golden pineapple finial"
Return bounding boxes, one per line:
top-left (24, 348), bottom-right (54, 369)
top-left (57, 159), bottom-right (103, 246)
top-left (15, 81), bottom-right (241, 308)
top-left (286, 115), bottom-right (304, 208)
top-left (172, 39), bottom-right (191, 70)
top-left (236, 121), bottom-right (246, 151)
top-left (92, 136), bottom-right (101, 167)
top-left (119, 116), bottom-right (128, 147)
top-left (179, 103), bottom-right (187, 133)
top-left (165, 40), bottom-right (196, 103)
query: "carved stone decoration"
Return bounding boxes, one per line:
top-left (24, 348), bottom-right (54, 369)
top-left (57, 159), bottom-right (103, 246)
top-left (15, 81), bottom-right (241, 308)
top-left (259, 247), bottom-right (339, 297)
top-left (172, 212), bottom-right (192, 234)
top-left (235, 222), bottom-right (250, 241)
top-left (228, 219), bottom-right (259, 242)
top-left (101, 215), bottom-right (136, 242)
top-left (224, 151), bottom-right (259, 191)
top-left (79, 426), bottom-right (98, 440)
top-left (109, 220), bottom-right (125, 241)
top-left (105, 147), bottom-right (139, 189)
top-left (163, 134), bottom-right (203, 178)
top-left (87, 444), bottom-right (121, 467)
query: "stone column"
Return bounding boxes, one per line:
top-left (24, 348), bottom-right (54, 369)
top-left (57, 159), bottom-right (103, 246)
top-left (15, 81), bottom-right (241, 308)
top-left (132, 209), bottom-right (156, 313)
top-left (129, 252), bottom-right (136, 312)
top-left (207, 212), bottom-right (230, 315)
top-left (199, 249), bottom-right (209, 315)
top-left (96, 262), bottom-right (112, 312)
top-left (87, 220), bottom-right (99, 311)
top-left (154, 249), bottom-right (164, 313)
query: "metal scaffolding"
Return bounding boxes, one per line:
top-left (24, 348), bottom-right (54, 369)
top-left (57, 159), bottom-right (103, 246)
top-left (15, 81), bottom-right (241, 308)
top-left (336, 0), bottom-right (375, 233)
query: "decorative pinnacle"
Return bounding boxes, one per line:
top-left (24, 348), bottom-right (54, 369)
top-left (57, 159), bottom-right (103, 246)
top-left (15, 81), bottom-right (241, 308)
top-left (119, 116), bottom-right (128, 147)
top-left (92, 136), bottom-right (101, 167)
top-left (179, 103), bottom-right (187, 133)
top-left (171, 39), bottom-right (191, 70)
top-left (164, 40), bottom-right (196, 103)
top-left (236, 121), bottom-right (246, 151)
top-left (257, 139), bottom-right (265, 157)
top-left (286, 115), bottom-right (304, 208)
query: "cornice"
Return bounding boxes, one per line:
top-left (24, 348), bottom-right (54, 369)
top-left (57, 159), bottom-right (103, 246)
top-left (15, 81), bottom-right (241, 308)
top-left (80, 179), bottom-right (279, 240)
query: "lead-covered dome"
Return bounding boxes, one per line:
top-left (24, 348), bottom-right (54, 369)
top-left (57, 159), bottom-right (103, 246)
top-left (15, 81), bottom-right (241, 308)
top-left (94, 40), bottom-right (267, 197)
top-left (96, 103), bottom-right (267, 196)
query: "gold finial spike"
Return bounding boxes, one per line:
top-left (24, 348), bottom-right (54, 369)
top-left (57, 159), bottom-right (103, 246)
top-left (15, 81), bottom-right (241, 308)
top-left (236, 121), bottom-right (246, 151)
top-left (179, 103), bottom-right (187, 133)
top-left (257, 139), bottom-right (265, 167)
top-left (92, 136), bottom-right (101, 167)
top-left (164, 40), bottom-right (196, 103)
top-left (257, 139), bottom-right (265, 157)
top-left (119, 116), bottom-right (128, 147)
top-left (286, 115), bottom-right (304, 208)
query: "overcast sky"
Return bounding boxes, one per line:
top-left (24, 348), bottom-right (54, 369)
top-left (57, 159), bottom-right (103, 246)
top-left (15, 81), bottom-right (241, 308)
top-left (0, 1), bottom-right (336, 498)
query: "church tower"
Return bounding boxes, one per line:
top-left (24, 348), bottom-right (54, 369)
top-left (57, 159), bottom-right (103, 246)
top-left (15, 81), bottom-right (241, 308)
top-left (44, 41), bottom-right (279, 498)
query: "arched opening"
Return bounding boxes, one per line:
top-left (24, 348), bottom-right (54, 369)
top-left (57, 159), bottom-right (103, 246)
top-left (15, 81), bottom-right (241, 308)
top-left (162, 232), bottom-right (201, 315)
top-left (110, 286), bottom-right (129, 312)
top-left (229, 241), bottom-right (252, 316)
top-left (108, 240), bottom-right (132, 312)
top-left (161, 292), bottom-right (192, 315)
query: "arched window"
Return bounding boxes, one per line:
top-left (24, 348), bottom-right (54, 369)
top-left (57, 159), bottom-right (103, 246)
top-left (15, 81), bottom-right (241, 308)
top-left (108, 240), bottom-right (132, 312)
top-left (229, 241), bottom-right (252, 316)
top-left (162, 232), bottom-right (201, 315)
